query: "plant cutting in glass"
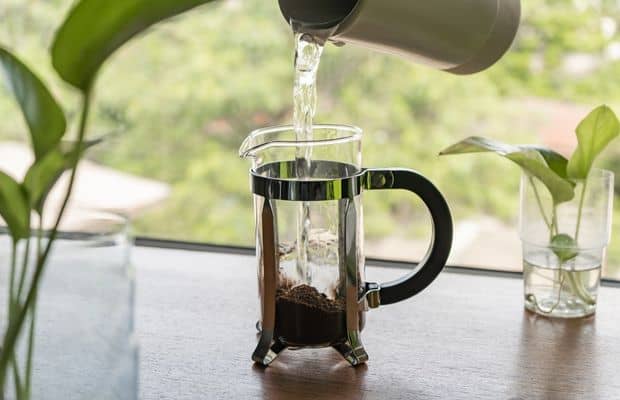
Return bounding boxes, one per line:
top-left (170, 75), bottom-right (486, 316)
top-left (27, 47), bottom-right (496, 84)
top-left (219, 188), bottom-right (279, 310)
top-left (0, 1), bottom-right (216, 398)
top-left (440, 105), bottom-right (619, 314)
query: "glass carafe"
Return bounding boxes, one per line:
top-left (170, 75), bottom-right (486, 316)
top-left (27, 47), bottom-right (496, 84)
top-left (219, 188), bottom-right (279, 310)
top-left (240, 125), bottom-right (452, 366)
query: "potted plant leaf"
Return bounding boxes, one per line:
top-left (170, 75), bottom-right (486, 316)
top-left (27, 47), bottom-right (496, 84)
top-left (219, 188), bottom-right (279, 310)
top-left (0, 0), bottom-right (215, 398)
top-left (440, 105), bottom-right (619, 318)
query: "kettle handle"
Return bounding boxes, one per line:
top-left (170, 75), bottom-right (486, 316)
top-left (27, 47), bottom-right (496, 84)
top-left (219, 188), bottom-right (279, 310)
top-left (363, 168), bottom-right (453, 306)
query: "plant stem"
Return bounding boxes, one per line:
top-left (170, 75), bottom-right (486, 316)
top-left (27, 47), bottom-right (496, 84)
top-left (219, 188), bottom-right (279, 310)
top-left (23, 296), bottom-right (36, 400)
top-left (6, 241), bottom-right (23, 398)
top-left (528, 270), bottom-right (566, 314)
top-left (15, 237), bottom-right (30, 303)
top-left (529, 176), bottom-right (552, 231)
top-left (574, 179), bottom-right (588, 242)
top-left (0, 87), bottom-right (92, 393)
top-left (7, 241), bottom-right (16, 319)
top-left (558, 179), bottom-right (595, 306)
top-left (10, 353), bottom-right (21, 400)
top-left (551, 179), bottom-right (594, 311)
top-left (551, 205), bottom-right (559, 236)
top-left (564, 269), bottom-right (595, 305)
top-left (35, 221), bottom-right (42, 265)
top-left (23, 218), bottom-right (42, 400)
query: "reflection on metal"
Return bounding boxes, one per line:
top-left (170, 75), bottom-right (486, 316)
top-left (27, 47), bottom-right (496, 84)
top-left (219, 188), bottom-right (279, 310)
top-left (252, 200), bottom-right (282, 366)
top-left (252, 160), bottom-right (363, 201)
top-left (333, 330), bottom-right (368, 366)
top-left (365, 282), bottom-right (381, 309)
top-left (251, 160), bottom-right (410, 202)
top-left (336, 197), bottom-right (369, 365)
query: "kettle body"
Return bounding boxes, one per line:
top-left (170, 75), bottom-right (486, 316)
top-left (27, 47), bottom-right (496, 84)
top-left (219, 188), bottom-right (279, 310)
top-left (278, 0), bottom-right (521, 74)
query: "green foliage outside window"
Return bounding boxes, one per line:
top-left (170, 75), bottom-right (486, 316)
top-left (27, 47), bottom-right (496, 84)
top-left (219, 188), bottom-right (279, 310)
top-left (2, 0), bottom-right (620, 276)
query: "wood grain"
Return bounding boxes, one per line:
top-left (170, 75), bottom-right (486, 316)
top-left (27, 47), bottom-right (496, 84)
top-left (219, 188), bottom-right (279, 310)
top-left (135, 247), bottom-right (620, 400)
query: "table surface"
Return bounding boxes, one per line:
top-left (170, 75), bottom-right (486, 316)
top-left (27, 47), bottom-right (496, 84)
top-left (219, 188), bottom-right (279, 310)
top-left (135, 246), bottom-right (620, 400)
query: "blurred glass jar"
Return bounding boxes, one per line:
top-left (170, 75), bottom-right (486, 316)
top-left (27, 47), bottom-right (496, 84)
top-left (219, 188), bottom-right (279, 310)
top-left (0, 209), bottom-right (137, 399)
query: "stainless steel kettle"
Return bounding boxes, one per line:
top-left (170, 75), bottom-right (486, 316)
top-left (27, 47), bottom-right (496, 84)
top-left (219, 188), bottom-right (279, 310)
top-left (278, 0), bottom-right (521, 74)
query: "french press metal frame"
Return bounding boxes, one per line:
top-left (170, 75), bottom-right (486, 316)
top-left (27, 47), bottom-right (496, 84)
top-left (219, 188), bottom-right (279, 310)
top-left (251, 160), bottom-right (453, 366)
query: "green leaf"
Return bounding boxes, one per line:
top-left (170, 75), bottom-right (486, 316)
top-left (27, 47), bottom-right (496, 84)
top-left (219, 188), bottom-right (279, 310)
top-left (61, 137), bottom-right (104, 161)
top-left (51, 0), bottom-right (216, 91)
top-left (22, 149), bottom-right (66, 214)
top-left (550, 233), bottom-right (578, 263)
top-left (0, 46), bottom-right (66, 159)
top-left (0, 172), bottom-right (30, 240)
top-left (440, 136), bottom-right (575, 203)
top-left (505, 152), bottom-right (574, 203)
top-left (522, 146), bottom-right (569, 180)
top-left (23, 138), bottom-right (102, 214)
top-left (567, 105), bottom-right (620, 180)
top-left (440, 136), bottom-right (519, 155)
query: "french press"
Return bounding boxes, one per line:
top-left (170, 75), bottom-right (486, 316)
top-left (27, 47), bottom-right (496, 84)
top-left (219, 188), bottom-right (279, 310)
top-left (240, 125), bottom-right (453, 366)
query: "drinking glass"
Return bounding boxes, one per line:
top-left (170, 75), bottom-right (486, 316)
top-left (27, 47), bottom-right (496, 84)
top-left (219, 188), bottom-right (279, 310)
top-left (520, 169), bottom-right (614, 318)
top-left (0, 209), bottom-right (137, 399)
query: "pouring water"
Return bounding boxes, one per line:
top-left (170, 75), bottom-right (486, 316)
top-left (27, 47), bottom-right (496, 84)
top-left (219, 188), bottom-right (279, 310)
top-left (292, 33), bottom-right (324, 284)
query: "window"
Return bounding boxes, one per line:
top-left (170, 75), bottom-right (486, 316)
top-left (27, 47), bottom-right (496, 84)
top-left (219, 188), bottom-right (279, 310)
top-left (2, 0), bottom-right (620, 278)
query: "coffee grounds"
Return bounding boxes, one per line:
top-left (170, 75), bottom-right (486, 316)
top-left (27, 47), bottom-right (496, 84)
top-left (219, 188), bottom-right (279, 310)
top-left (274, 284), bottom-right (347, 346)
top-left (278, 284), bottom-right (344, 312)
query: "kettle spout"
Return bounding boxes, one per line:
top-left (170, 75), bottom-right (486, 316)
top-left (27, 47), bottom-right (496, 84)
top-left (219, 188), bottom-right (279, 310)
top-left (278, 0), bottom-right (356, 41)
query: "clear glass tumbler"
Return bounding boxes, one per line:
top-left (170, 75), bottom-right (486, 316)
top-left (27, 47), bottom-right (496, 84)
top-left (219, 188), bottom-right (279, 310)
top-left (520, 169), bottom-right (614, 318)
top-left (0, 210), bottom-right (137, 399)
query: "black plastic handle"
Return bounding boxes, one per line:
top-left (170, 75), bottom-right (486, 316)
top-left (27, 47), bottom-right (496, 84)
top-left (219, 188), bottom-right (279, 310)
top-left (364, 168), bottom-right (453, 305)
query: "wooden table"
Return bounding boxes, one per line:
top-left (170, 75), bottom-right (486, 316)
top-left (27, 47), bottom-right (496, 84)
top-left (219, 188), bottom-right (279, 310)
top-left (135, 245), bottom-right (620, 400)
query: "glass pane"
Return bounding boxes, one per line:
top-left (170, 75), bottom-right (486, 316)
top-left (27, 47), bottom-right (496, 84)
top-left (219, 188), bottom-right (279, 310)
top-left (1, 0), bottom-right (620, 279)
